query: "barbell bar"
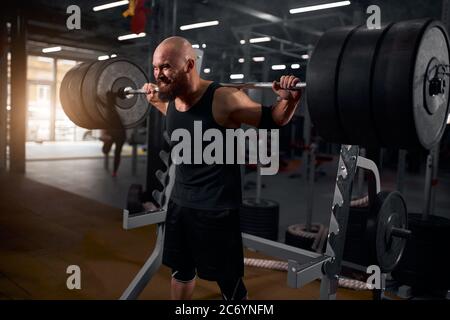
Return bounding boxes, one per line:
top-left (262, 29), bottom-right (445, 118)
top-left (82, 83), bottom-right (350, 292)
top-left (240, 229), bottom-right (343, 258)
top-left (120, 82), bottom-right (306, 98)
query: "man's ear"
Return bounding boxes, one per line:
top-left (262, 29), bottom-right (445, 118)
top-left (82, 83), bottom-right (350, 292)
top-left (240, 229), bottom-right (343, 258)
top-left (185, 58), bottom-right (195, 72)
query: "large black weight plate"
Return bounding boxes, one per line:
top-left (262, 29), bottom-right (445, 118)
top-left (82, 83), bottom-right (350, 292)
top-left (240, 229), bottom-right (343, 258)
top-left (307, 25), bottom-right (358, 144)
top-left (413, 22), bottom-right (450, 148)
top-left (96, 58), bottom-right (149, 129)
top-left (61, 61), bottom-right (105, 128)
top-left (337, 24), bottom-right (393, 147)
top-left (82, 60), bottom-right (121, 128)
top-left (367, 191), bottom-right (408, 273)
top-left (60, 67), bottom-right (85, 127)
top-left (372, 19), bottom-right (450, 149)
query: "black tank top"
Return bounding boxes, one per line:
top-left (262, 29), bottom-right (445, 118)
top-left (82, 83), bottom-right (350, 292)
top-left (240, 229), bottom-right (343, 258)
top-left (166, 82), bottom-right (242, 210)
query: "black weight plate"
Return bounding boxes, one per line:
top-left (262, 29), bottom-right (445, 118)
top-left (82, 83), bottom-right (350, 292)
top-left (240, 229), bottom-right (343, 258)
top-left (373, 19), bottom-right (450, 149)
top-left (413, 21), bottom-right (450, 148)
top-left (337, 24), bottom-right (393, 147)
top-left (368, 191), bottom-right (408, 273)
top-left (240, 198), bottom-right (279, 240)
top-left (59, 67), bottom-right (85, 127)
top-left (96, 58), bottom-right (150, 129)
top-left (307, 25), bottom-right (358, 144)
top-left (63, 61), bottom-right (104, 128)
top-left (82, 60), bottom-right (119, 128)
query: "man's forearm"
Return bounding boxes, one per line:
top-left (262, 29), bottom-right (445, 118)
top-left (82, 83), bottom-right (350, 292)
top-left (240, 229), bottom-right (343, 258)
top-left (272, 97), bottom-right (301, 126)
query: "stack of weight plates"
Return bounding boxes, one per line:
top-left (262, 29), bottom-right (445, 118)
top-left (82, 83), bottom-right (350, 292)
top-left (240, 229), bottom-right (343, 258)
top-left (240, 198), bottom-right (279, 241)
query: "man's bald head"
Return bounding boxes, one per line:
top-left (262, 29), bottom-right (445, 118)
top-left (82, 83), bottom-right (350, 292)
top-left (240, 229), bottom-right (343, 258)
top-left (152, 36), bottom-right (200, 100)
top-left (154, 36), bottom-right (197, 68)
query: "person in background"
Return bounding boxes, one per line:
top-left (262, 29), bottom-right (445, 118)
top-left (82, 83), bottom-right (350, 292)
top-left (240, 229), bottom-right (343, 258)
top-left (101, 127), bottom-right (127, 177)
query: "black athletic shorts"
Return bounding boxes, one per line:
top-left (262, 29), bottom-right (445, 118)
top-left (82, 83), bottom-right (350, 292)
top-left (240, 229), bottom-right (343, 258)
top-left (162, 200), bottom-right (244, 281)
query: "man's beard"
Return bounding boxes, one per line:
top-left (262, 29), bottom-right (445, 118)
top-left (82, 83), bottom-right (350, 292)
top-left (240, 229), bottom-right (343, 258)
top-left (157, 71), bottom-right (188, 101)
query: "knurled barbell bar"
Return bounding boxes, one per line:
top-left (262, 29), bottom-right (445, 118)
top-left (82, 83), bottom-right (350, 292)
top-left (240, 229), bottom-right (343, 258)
top-left (59, 18), bottom-right (450, 150)
top-left (118, 82), bottom-right (306, 99)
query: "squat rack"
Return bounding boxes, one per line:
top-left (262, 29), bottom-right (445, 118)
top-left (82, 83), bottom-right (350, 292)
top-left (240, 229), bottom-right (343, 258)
top-left (120, 144), bottom-right (382, 300)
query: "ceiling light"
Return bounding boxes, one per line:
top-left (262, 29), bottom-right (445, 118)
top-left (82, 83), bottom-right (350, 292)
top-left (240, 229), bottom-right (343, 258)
top-left (271, 64), bottom-right (286, 70)
top-left (117, 32), bottom-right (146, 41)
top-left (290, 1), bottom-right (351, 14)
top-left (240, 37), bottom-right (271, 44)
top-left (93, 1), bottom-right (129, 12)
top-left (180, 20), bottom-right (219, 31)
top-left (42, 46), bottom-right (61, 53)
top-left (230, 74), bottom-right (244, 80)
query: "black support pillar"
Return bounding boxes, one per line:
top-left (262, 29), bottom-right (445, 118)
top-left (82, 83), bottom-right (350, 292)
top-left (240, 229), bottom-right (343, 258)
top-left (9, 7), bottom-right (27, 173)
top-left (0, 17), bottom-right (8, 172)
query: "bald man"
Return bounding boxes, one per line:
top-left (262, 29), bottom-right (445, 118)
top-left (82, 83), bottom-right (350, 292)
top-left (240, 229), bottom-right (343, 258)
top-left (143, 36), bottom-right (302, 300)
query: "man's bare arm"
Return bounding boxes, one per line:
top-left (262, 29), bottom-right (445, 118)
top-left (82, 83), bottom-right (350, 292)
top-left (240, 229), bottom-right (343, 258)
top-left (217, 76), bottom-right (302, 128)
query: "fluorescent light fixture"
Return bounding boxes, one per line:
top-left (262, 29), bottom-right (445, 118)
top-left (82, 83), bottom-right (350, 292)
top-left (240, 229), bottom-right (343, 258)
top-left (253, 57), bottom-right (265, 62)
top-left (192, 44), bottom-right (200, 48)
top-left (250, 37), bottom-right (271, 43)
top-left (301, 54), bottom-right (310, 59)
top-left (180, 20), bottom-right (219, 31)
top-left (93, 0), bottom-right (129, 12)
top-left (272, 64), bottom-right (286, 70)
top-left (291, 64), bottom-right (301, 69)
top-left (98, 55), bottom-right (110, 61)
top-left (110, 54), bottom-right (117, 58)
top-left (230, 74), bottom-right (244, 80)
top-left (241, 37), bottom-right (271, 44)
top-left (202, 43), bottom-right (207, 48)
top-left (238, 58), bottom-right (245, 63)
top-left (42, 46), bottom-right (61, 53)
top-left (118, 32), bottom-right (146, 41)
top-left (204, 68), bottom-right (211, 74)
top-left (290, 1), bottom-right (351, 14)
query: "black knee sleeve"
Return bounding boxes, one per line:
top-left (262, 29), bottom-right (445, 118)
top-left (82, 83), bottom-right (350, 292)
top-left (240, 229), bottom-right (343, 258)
top-left (217, 278), bottom-right (247, 300)
top-left (172, 269), bottom-right (196, 283)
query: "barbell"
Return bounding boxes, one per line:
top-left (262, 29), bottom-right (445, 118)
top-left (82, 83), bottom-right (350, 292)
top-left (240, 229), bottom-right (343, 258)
top-left (59, 18), bottom-right (450, 150)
